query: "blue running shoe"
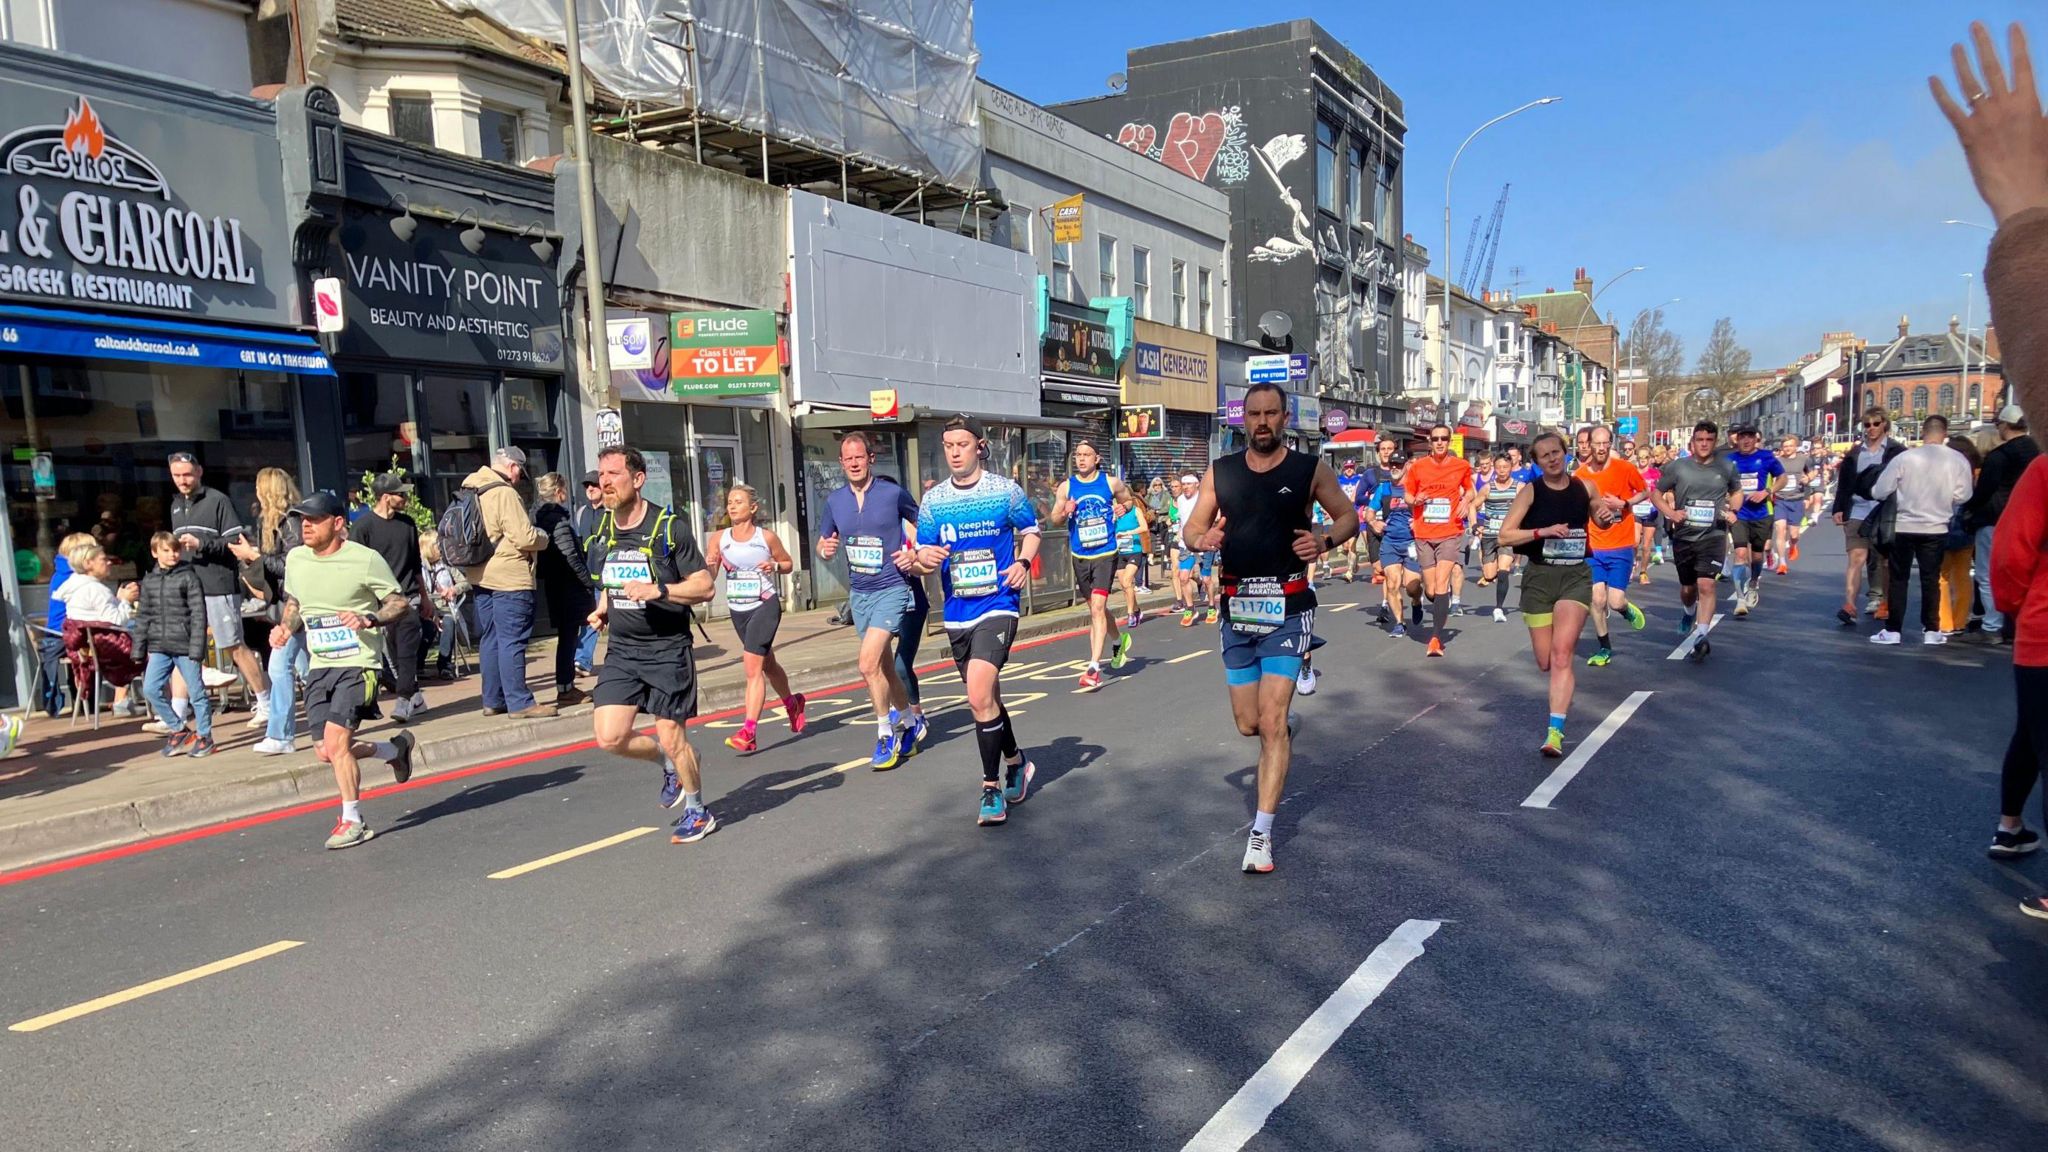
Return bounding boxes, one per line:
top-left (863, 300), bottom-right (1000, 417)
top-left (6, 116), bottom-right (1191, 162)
top-left (1004, 758), bottom-right (1037, 805)
top-left (977, 784), bottom-right (1008, 826)
top-left (901, 714), bottom-right (929, 759)
top-left (1388, 624), bottom-right (1407, 639)
top-left (671, 805), bottom-right (718, 844)
top-left (1678, 611), bottom-right (1695, 638)
top-left (870, 733), bottom-right (902, 771)
top-left (659, 764), bottom-right (683, 809)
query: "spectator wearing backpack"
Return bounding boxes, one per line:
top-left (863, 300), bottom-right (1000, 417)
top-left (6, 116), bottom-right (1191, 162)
top-left (447, 447), bottom-right (549, 717)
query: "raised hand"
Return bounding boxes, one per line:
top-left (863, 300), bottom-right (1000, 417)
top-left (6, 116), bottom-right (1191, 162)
top-left (1932, 21), bottom-right (2048, 225)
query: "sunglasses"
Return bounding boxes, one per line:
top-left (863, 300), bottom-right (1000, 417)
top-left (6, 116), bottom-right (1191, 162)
top-left (1429, 436), bottom-right (1452, 443)
top-left (1864, 420), bottom-right (1886, 428)
top-left (168, 452), bottom-right (198, 465)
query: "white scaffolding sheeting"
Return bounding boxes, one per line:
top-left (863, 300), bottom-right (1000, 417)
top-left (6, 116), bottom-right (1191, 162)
top-left (463, 0), bottom-right (982, 188)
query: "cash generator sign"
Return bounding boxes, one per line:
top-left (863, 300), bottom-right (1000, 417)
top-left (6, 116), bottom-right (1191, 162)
top-left (0, 98), bottom-right (260, 312)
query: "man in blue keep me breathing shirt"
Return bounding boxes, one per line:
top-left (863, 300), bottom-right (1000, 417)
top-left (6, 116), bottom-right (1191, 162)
top-left (815, 429), bottom-right (930, 769)
top-left (1726, 423), bottom-right (1783, 616)
top-left (911, 415), bottom-right (1042, 827)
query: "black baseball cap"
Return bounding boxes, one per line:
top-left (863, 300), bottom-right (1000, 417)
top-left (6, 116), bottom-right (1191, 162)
top-left (581, 470), bottom-right (601, 487)
top-left (1731, 423), bottom-right (1760, 436)
top-left (946, 414), bottom-right (988, 441)
top-left (369, 471), bottom-right (413, 497)
top-left (293, 491), bottom-right (347, 520)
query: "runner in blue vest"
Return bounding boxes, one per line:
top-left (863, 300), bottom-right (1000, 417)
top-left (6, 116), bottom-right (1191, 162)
top-left (1049, 440), bottom-right (1140, 691)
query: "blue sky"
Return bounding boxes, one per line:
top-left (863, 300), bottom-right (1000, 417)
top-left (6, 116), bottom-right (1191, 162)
top-left (976, 0), bottom-right (2025, 372)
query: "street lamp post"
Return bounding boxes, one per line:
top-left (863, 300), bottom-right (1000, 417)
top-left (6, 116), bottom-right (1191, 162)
top-left (1960, 272), bottom-right (1975, 422)
top-left (563, 0), bottom-right (612, 398)
top-left (1441, 97), bottom-right (1561, 415)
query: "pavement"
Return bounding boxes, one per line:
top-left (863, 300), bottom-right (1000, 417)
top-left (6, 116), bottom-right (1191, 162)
top-left (0, 588), bottom-right (1173, 874)
top-left (3, 535), bottom-right (2046, 1152)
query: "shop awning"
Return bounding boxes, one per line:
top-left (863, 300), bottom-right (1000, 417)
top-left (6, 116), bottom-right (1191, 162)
top-left (1325, 429), bottom-right (1379, 446)
top-left (0, 304), bottom-right (334, 376)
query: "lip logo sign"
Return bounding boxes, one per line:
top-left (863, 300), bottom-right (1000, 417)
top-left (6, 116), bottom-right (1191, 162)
top-left (0, 97), bottom-right (170, 197)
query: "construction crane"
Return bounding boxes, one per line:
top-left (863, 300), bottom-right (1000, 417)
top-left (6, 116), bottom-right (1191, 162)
top-left (1456, 214), bottom-right (1485, 290)
top-left (1461, 183), bottom-right (1511, 297)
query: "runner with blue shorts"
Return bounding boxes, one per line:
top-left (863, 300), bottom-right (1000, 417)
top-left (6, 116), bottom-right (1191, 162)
top-left (1367, 455), bottom-right (1423, 636)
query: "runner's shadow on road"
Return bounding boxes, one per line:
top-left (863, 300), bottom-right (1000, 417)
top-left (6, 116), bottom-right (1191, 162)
top-left (383, 765), bottom-right (587, 833)
top-left (1025, 734), bottom-right (1106, 795)
top-left (715, 761), bottom-right (850, 829)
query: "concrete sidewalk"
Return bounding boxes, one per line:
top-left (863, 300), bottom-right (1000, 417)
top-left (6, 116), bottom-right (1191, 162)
top-left (0, 590), bottom-right (1183, 873)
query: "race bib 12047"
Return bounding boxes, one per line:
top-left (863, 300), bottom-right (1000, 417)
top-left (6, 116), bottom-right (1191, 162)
top-left (950, 548), bottom-right (999, 597)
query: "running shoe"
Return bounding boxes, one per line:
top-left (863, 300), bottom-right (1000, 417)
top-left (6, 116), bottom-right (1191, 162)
top-left (871, 734), bottom-right (902, 770)
top-left (1180, 609), bottom-right (1197, 628)
top-left (1242, 831), bottom-right (1275, 874)
top-left (1678, 611), bottom-right (1695, 637)
top-left (1426, 636), bottom-right (1444, 658)
top-left (1836, 605), bottom-right (1857, 627)
top-left (1638, 572), bottom-right (1651, 586)
top-left (1587, 649), bottom-right (1612, 667)
top-left (785, 694), bottom-right (808, 733)
top-left (1295, 665), bottom-right (1318, 696)
top-left (671, 805), bottom-right (718, 844)
top-left (1689, 637), bottom-right (1712, 662)
top-left (1205, 607), bottom-right (1219, 624)
top-left (1623, 602), bottom-right (1647, 631)
top-left (2023, 895), bottom-right (2048, 921)
top-left (245, 710), bottom-right (269, 730)
top-left (1450, 600), bottom-right (1464, 617)
top-left (1789, 544), bottom-right (1800, 562)
top-left (1775, 563), bottom-right (1789, 576)
top-left (1375, 605), bottom-right (1392, 626)
top-left (725, 729), bottom-right (758, 754)
top-left (251, 737), bottom-right (295, 756)
top-left (1112, 631), bottom-right (1133, 670)
top-left (1004, 758), bottom-right (1036, 805)
top-left (660, 763), bottom-right (684, 808)
top-left (1923, 631), bottom-right (1948, 646)
top-left (325, 818), bottom-right (375, 850)
top-left (159, 730), bottom-right (195, 758)
top-left (1124, 613), bottom-right (1142, 630)
top-left (187, 736), bottom-right (217, 759)
top-left (1869, 630), bottom-right (1901, 645)
top-left (1492, 607), bottom-right (1507, 623)
top-left (1540, 729), bottom-right (1565, 758)
top-left (1733, 599), bottom-right (1749, 619)
top-left (1388, 624), bottom-right (1407, 639)
top-left (1989, 827), bottom-right (2041, 858)
top-left (1077, 666), bottom-right (1103, 691)
top-left (900, 714), bottom-right (929, 759)
top-left (977, 785), bottom-right (1008, 826)
top-left (389, 731), bottom-right (416, 785)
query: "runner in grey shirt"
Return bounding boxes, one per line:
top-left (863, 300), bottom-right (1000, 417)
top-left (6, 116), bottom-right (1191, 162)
top-left (1772, 437), bottom-right (1816, 572)
top-left (1654, 422), bottom-right (1741, 661)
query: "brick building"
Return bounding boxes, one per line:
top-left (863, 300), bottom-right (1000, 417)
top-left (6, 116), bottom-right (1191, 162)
top-left (1849, 315), bottom-right (2003, 429)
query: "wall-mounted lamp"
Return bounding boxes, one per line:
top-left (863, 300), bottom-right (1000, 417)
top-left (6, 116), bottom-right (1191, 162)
top-left (453, 209), bottom-right (486, 255)
top-left (389, 193), bottom-right (416, 241)
top-left (520, 222), bottom-right (556, 262)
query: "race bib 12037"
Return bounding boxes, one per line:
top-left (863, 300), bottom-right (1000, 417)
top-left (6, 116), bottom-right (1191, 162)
top-left (1422, 498), bottom-right (1453, 524)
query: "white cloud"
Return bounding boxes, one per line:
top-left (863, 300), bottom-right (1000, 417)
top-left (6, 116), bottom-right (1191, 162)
top-left (1688, 119), bottom-right (1977, 239)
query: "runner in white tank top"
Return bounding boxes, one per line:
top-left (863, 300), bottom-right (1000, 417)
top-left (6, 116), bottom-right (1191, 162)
top-left (704, 484), bottom-right (805, 753)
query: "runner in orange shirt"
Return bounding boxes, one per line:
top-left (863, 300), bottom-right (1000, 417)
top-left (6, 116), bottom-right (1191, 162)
top-left (1573, 424), bottom-right (1652, 666)
top-left (1404, 423), bottom-right (1476, 656)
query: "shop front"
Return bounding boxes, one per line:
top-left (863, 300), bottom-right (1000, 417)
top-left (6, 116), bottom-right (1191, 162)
top-left (1494, 411), bottom-right (1536, 452)
top-left (2, 45), bottom-right (331, 637)
top-left (289, 112), bottom-right (567, 513)
top-left (1120, 320), bottom-right (1216, 488)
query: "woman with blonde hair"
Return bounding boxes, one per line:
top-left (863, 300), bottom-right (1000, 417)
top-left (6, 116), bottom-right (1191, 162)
top-left (705, 483), bottom-right (804, 753)
top-left (249, 467), bottom-right (308, 755)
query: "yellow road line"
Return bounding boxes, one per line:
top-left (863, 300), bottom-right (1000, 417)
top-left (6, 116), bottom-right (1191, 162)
top-left (10, 940), bottom-right (305, 1033)
top-left (1166, 650), bottom-right (1210, 664)
top-left (1329, 602), bottom-right (1357, 613)
top-left (487, 827), bottom-right (661, 879)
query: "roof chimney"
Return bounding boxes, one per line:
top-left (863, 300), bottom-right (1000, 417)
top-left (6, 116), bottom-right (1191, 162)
top-left (1898, 314), bottom-right (1910, 338)
top-left (1572, 267), bottom-right (1593, 296)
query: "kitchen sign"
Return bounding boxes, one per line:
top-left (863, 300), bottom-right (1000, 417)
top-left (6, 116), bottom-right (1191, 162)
top-left (332, 206), bottom-right (563, 370)
top-left (670, 309), bottom-right (781, 396)
top-left (1041, 301), bottom-right (1119, 384)
top-left (0, 73), bottom-right (295, 326)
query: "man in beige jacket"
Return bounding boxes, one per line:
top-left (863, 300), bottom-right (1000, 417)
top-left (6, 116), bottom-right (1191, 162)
top-left (462, 447), bottom-right (552, 718)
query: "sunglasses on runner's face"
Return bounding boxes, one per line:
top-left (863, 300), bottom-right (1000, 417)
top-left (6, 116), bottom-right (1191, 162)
top-left (1430, 435), bottom-right (1451, 443)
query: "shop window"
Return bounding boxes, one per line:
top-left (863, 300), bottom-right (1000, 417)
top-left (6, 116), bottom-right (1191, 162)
top-left (342, 371), bottom-right (419, 488)
top-left (479, 106), bottom-right (522, 166)
top-left (4, 359), bottom-right (297, 594)
top-left (1315, 120), bottom-right (1338, 215)
top-left (1198, 268), bottom-right (1213, 334)
top-left (389, 92), bottom-right (435, 148)
top-left (1023, 427), bottom-right (1070, 607)
top-left (1052, 241), bottom-right (1076, 302)
top-left (421, 374), bottom-right (496, 509)
top-left (1132, 247), bottom-right (1151, 319)
top-left (1171, 260), bottom-right (1187, 326)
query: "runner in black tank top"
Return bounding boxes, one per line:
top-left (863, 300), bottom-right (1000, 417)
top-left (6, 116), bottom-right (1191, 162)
top-left (1499, 431), bottom-right (1629, 758)
top-left (1179, 383), bottom-right (1359, 875)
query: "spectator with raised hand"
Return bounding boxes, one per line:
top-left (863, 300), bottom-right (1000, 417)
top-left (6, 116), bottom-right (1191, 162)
top-left (1935, 20), bottom-right (2048, 428)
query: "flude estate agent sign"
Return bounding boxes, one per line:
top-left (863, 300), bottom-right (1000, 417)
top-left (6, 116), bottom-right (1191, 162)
top-left (0, 63), bottom-right (295, 326)
top-left (330, 205), bottom-right (563, 371)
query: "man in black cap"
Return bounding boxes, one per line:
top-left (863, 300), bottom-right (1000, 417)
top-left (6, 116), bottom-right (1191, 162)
top-left (275, 491), bottom-right (417, 850)
top-left (348, 470), bottom-right (430, 721)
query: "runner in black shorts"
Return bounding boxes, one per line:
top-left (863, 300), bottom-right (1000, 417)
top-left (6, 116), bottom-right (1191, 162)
top-left (1182, 381), bottom-right (1357, 874)
top-left (1654, 422), bottom-right (1742, 662)
top-left (277, 491), bottom-right (417, 851)
top-left (584, 445), bottom-right (720, 844)
top-left (708, 483), bottom-right (805, 754)
top-left (1049, 440), bottom-right (1139, 690)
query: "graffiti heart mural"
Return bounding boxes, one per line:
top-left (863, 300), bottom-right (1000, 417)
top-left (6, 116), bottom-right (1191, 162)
top-left (1114, 106), bottom-right (1249, 186)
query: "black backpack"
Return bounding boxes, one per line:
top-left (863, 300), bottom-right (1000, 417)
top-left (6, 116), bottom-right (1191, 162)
top-left (438, 481), bottom-right (508, 568)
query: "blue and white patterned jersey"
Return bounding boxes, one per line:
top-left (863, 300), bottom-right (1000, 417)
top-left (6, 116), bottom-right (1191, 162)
top-left (916, 471), bottom-right (1041, 628)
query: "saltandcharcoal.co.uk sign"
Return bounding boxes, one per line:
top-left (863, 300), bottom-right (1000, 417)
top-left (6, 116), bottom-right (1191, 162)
top-left (0, 78), bottom-right (293, 326)
top-left (669, 309), bottom-right (780, 396)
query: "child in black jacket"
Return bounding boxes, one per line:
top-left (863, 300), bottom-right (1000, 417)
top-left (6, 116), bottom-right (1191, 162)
top-left (135, 532), bottom-right (216, 757)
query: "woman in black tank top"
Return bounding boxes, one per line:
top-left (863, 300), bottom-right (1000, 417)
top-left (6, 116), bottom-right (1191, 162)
top-left (1513, 476), bottom-right (1593, 563)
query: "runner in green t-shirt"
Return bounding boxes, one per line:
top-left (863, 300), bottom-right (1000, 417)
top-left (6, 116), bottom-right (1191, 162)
top-left (277, 491), bottom-right (417, 850)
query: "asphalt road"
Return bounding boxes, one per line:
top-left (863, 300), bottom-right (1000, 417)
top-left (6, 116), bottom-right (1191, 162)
top-left (3, 531), bottom-right (2046, 1152)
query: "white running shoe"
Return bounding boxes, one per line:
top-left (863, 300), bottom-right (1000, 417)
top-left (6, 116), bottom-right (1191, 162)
top-left (200, 667), bottom-right (237, 689)
top-left (1869, 629), bottom-right (1902, 645)
top-left (251, 737), bottom-right (295, 756)
top-left (1922, 631), bottom-right (1948, 646)
top-left (142, 720), bottom-right (175, 734)
top-left (1295, 666), bottom-right (1318, 696)
top-left (391, 696), bottom-right (414, 723)
top-left (409, 691), bottom-right (428, 712)
top-left (245, 710), bottom-right (269, 730)
top-left (1242, 831), bottom-right (1275, 874)
top-left (1492, 607), bottom-right (1507, 623)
